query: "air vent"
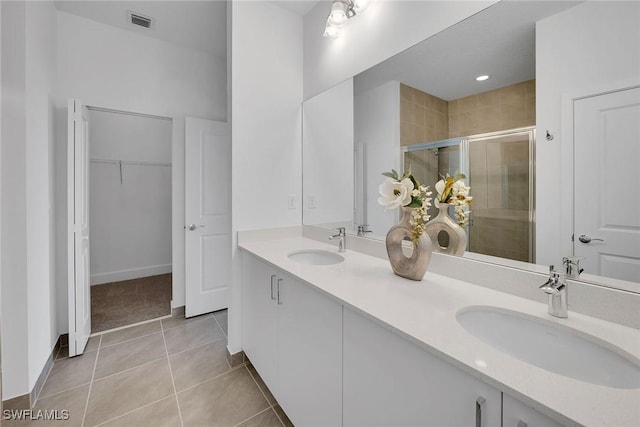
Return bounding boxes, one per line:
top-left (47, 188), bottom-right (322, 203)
top-left (128, 11), bottom-right (154, 29)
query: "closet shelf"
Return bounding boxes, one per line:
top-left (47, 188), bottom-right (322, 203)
top-left (90, 158), bottom-right (171, 167)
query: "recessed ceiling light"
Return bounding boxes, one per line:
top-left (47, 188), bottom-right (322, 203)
top-left (475, 75), bottom-right (490, 82)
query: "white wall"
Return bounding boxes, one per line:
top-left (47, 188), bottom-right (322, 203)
top-left (1, 0), bottom-right (29, 400)
top-left (535, 1), bottom-right (640, 267)
top-left (88, 110), bottom-right (172, 285)
top-left (229, 1), bottom-right (303, 353)
top-left (54, 10), bottom-right (227, 333)
top-left (303, 1), bottom-right (496, 99)
top-left (1, 0), bottom-right (57, 400)
top-left (354, 80), bottom-right (400, 236)
top-left (303, 78), bottom-right (353, 227)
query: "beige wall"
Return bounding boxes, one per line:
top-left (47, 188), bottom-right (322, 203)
top-left (400, 83), bottom-right (448, 146)
top-left (449, 79), bottom-right (535, 137)
top-left (399, 79), bottom-right (536, 145)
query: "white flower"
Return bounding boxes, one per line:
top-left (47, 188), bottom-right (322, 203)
top-left (435, 179), bottom-right (445, 197)
top-left (452, 180), bottom-right (470, 198)
top-left (377, 177), bottom-right (414, 210)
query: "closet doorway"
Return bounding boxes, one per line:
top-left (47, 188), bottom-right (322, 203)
top-left (88, 107), bottom-right (172, 333)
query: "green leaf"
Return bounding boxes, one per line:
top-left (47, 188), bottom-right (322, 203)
top-left (406, 198), bottom-right (422, 208)
top-left (382, 171), bottom-right (399, 180)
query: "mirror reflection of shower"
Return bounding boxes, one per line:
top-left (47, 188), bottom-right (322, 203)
top-left (403, 127), bottom-right (535, 263)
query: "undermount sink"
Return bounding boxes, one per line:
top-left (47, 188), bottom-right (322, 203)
top-left (288, 249), bottom-right (344, 266)
top-left (456, 307), bottom-right (640, 389)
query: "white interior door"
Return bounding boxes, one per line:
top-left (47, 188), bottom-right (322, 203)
top-left (68, 99), bottom-right (91, 357)
top-left (185, 118), bottom-right (230, 317)
top-left (574, 87), bottom-right (640, 281)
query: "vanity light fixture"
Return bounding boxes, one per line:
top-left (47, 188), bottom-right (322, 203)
top-left (323, 0), bottom-right (372, 38)
top-left (475, 74), bottom-right (490, 82)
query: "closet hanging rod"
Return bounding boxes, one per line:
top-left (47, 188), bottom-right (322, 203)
top-left (89, 158), bottom-right (171, 167)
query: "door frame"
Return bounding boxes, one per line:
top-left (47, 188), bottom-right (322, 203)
top-left (67, 104), bottom-right (175, 344)
top-left (559, 80), bottom-right (640, 275)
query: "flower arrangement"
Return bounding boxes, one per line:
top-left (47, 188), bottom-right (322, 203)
top-left (377, 169), bottom-right (432, 242)
top-left (434, 172), bottom-right (472, 226)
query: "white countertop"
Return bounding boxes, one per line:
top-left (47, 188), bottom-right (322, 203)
top-left (239, 236), bottom-right (640, 427)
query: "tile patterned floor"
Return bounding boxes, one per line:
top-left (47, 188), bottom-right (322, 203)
top-left (6, 310), bottom-right (293, 427)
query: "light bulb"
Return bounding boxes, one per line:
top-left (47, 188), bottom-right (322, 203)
top-left (354, 0), bottom-right (370, 13)
top-left (329, 1), bottom-right (347, 26)
top-left (475, 75), bottom-right (490, 82)
top-left (323, 18), bottom-right (340, 38)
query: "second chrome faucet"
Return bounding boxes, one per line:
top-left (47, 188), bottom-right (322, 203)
top-left (540, 265), bottom-right (568, 318)
top-left (329, 227), bottom-right (346, 253)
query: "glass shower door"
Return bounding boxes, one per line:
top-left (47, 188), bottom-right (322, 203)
top-left (467, 129), bottom-right (535, 263)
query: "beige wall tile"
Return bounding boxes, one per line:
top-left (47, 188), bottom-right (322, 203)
top-left (400, 83), bottom-right (412, 102)
top-left (479, 90), bottom-right (500, 108)
top-left (458, 95), bottom-right (478, 113)
top-left (434, 97), bottom-right (448, 114)
top-left (413, 105), bottom-right (426, 126)
top-left (413, 89), bottom-right (426, 107)
top-left (501, 83), bottom-right (526, 106)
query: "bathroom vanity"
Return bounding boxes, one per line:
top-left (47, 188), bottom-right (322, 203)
top-left (239, 231), bottom-right (640, 427)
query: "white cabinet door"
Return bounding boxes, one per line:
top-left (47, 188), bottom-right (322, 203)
top-left (278, 272), bottom-right (342, 427)
top-left (503, 393), bottom-right (564, 427)
top-left (242, 254), bottom-right (279, 395)
top-left (343, 307), bottom-right (501, 427)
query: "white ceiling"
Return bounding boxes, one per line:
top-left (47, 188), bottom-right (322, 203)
top-left (355, 1), bottom-right (580, 100)
top-left (54, 1), bottom-right (228, 59)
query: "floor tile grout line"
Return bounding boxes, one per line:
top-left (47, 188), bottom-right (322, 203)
top-left (91, 315), bottom-right (170, 338)
top-left (244, 365), bottom-right (285, 426)
top-left (161, 323), bottom-right (185, 427)
top-left (212, 313), bottom-right (228, 339)
top-left (81, 335), bottom-right (102, 427)
top-left (175, 363), bottom-right (247, 395)
top-left (232, 407), bottom-right (274, 427)
top-left (165, 335), bottom-right (227, 358)
top-left (91, 395), bottom-right (175, 427)
top-left (99, 327), bottom-right (163, 350)
top-left (87, 353), bottom-right (168, 386)
top-left (161, 313), bottom-right (217, 332)
top-left (37, 381), bottom-right (92, 402)
top-left (244, 365), bottom-right (287, 427)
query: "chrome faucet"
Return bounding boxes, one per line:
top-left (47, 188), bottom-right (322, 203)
top-left (357, 224), bottom-right (372, 237)
top-left (329, 227), bottom-right (346, 253)
top-left (562, 256), bottom-right (584, 279)
top-left (539, 265), bottom-right (568, 318)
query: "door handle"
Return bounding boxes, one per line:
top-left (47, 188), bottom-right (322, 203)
top-left (185, 224), bottom-right (204, 231)
top-left (578, 234), bottom-right (604, 244)
top-left (277, 278), bottom-right (283, 305)
top-left (270, 275), bottom-right (276, 300)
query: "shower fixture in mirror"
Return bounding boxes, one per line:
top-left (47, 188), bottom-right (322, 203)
top-left (302, 0), bottom-right (640, 291)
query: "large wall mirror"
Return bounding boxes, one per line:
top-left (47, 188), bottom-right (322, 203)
top-left (302, 1), bottom-right (640, 291)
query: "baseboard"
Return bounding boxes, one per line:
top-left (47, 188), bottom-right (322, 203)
top-left (171, 306), bottom-right (185, 317)
top-left (226, 347), bottom-right (245, 368)
top-left (90, 264), bottom-right (172, 285)
top-left (2, 335), bottom-right (61, 410)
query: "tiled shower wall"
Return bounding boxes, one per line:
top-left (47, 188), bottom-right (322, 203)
top-left (399, 79), bottom-right (536, 145)
top-left (400, 83), bottom-right (449, 146)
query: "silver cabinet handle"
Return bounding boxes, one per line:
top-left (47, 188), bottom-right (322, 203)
top-left (186, 224), bottom-right (204, 231)
top-left (270, 275), bottom-right (276, 300)
top-left (277, 278), bottom-right (283, 305)
top-left (578, 234), bottom-right (604, 244)
top-left (475, 396), bottom-right (485, 427)
top-left (517, 421), bottom-right (528, 427)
